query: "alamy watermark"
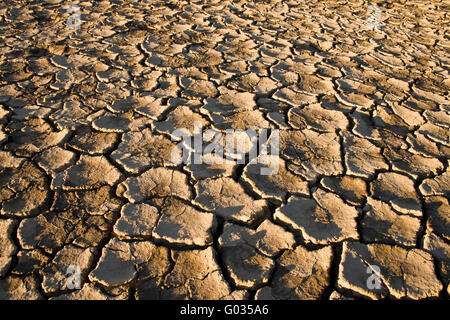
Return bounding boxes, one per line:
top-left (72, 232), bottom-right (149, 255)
top-left (65, 265), bottom-right (81, 290)
top-left (366, 5), bottom-right (381, 30)
top-left (366, 265), bottom-right (381, 290)
top-left (171, 122), bottom-right (280, 175)
top-left (67, 5), bottom-right (81, 30)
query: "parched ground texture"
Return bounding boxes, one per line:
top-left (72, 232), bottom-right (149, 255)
top-left (0, 0), bottom-right (449, 300)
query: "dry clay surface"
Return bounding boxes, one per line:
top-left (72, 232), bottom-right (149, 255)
top-left (0, 0), bottom-right (449, 300)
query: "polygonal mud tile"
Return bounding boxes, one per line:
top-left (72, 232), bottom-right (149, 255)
top-left (412, 86), bottom-right (449, 106)
top-left (54, 155), bottom-right (122, 190)
top-left (423, 231), bottom-right (449, 284)
top-left (41, 245), bottom-right (95, 293)
top-left (152, 197), bottom-right (216, 247)
top-left (153, 106), bottom-right (208, 139)
top-left (342, 131), bottom-right (388, 178)
top-left (219, 221), bottom-right (295, 258)
top-left (148, 75), bottom-right (180, 98)
top-left (201, 87), bottom-right (256, 116)
top-left (418, 123), bottom-right (450, 147)
top-left (370, 172), bottom-right (422, 216)
top-left (288, 103), bottom-right (348, 132)
top-left (92, 114), bottom-right (132, 133)
top-left (0, 219), bottom-right (18, 277)
top-left (18, 214), bottom-right (68, 254)
top-left (137, 247), bottom-right (230, 300)
top-left (390, 103), bottom-right (424, 127)
top-left (134, 96), bottom-right (170, 120)
top-left (111, 128), bottom-right (177, 174)
top-left (407, 132), bottom-right (441, 158)
top-left (188, 270), bottom-right (233, 300)
top-left (118, 167), bottom-right (192, 203)
top-left (210, 109), bottom-right (272, 131)
top-left (36, 146), bottom-right (76, 174)
top-left (242, 156), bottom-right (309, 203)
top-left (419, 167), bottom-right (449, 197)
top-left (220, 243), bottom-right (274, 290)
top-left (5, 118), bottom-right (69, 157)
top-left (350, 110), bottom-right (381, 140)
top-left (297, 74), bottom-right (334, 95)
top-left (67, 127), bottom-right (118, 155)
top-left (335, 92), bottom-right (373, 109)
top-left (0, 276), bottom-right (42, 300)
top-left (383, 148), bottom-right (443, 179)
top-left (131, 71), bottom-right (163, 91)
top-left (361, 197), bottom-right (421, 246)
top-left (11, 249), bottom-right (49, 275)
top-left (89, 238), bottom-right (170, 288)
top-left (180, 77), bottom-right (218, 99)
top-left (320, 176), bottom-right (367, 206)
top-left (114, 203), bottom-right (159, 239)
top-left (18, 187), bottom-right (121, 253)
top-left (49, 101), bottom-right (102, 130)
top-left (424, 196), bottom-right (450, 241)
top-left (193, 177), bottom-right (269, 225)
top-left (280, 129), bottom-right (343, 182)
top-left (336, 79), bottom-right (377, 95)
top-left (272, 87), bottom-right (317, 107)
top-left (274, 188), bottom-right (359, 245)
top-left (255, 245), bottom-right (332, 300)
top-left (423, 110), bottom-right (450, 128)
top-left (11, 105), bottom-right (52, 120)
top-left (0, 150), bottom-right (25, 169)
top-left (269, 62), bottom-right (299, 85)
top-left (373, 106), bottom-right (414, 136)
top-left (52, 186), bottom-right (122, 216)
top-left (0, 161), bottom-right (50, 217)
top-left (185, 153), bottom-right (236, 180)
top-left (96, 68), bottom-right (129, 83)
top-left (228, 73), bottom-right (278, 95)
top-left (337, 242), bottom-right (442, 299)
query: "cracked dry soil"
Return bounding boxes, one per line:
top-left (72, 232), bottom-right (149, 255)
top-left (0, 0), bottom-right (449, 300)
